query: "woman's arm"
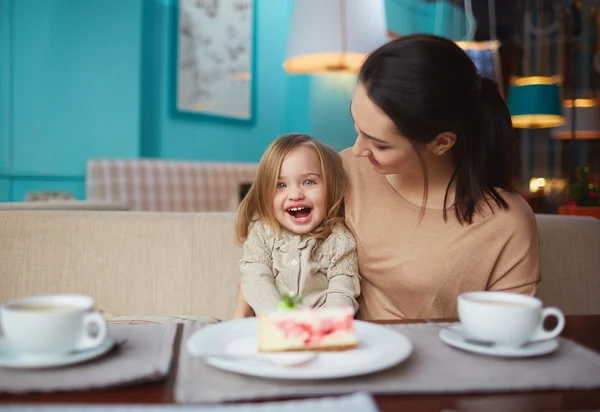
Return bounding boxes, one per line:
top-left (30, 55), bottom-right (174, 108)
top-left (232, 283), bottom-right (255, 319)
top-left (324, 226), bottom-right (361, 312)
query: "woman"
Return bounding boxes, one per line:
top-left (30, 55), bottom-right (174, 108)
top-left (233, 33), bottom-right (540, 320)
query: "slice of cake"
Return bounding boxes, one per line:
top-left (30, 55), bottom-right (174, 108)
top-left (258, 294), bottom-right (358, 352)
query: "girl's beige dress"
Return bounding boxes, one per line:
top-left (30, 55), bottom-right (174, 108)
top-left (240, 221), bottom-right (361, 314)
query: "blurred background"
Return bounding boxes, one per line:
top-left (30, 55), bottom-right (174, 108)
top-left (0, 0), bottom-right (598, 216)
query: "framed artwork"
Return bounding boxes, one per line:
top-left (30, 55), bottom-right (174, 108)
top-left (176, 0), bottom-right (256, 122)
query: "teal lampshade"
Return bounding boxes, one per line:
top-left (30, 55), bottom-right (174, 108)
top-left (507, 76), bottom-right (565, 129)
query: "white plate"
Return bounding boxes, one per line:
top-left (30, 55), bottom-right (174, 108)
top-left (186, 318), bottom-right (413, 380)
top-left (439, 324), bottom-right (559, 358)
top-left (0, 336), bottom-right (115, 369)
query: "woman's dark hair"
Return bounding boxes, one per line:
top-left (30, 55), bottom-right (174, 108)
top-left (359, 33), bottom-right (521, 224)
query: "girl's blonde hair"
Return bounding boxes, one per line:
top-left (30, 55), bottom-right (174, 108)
top-left (235, 134), bottom-right (346, 245)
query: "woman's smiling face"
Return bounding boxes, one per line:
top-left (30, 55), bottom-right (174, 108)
top-left (350, 83), bottom-right (425, 176)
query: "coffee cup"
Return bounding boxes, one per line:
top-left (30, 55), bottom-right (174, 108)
top-left (457, 291), bottom-right (565, 347)
top-left (0, 294), bottom-right (107, 357)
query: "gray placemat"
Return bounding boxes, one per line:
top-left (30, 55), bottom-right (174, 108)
top-left (175, 321), bottom-right (600, 403)
top-left (0, 392), bottom-right (378, 412)
top-left (0, 323), bottom-right (177, 394)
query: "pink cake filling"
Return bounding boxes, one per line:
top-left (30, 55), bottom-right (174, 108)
top-left (274, 315), bottom-right (354, 346)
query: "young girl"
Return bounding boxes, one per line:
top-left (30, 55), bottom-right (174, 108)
top-left (234, 134), bottom-right (360, 317)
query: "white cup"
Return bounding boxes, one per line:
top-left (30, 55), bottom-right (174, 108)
top-left (0, 294), bottom-right (107, 358)
top-left (457, 291), bottom-right (565, 348)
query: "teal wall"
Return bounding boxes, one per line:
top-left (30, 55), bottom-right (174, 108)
top-left (0, 0), bottom-right (466, 202)
top-left (0, 0), bottom-right (141, 200)
top-left (285, 74), bottom-right (357, 153)
top-left (386, 0), bottom-right (468, 39)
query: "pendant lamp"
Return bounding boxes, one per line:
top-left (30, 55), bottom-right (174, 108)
top-left (552, 98), bottom-right (600, 139)
top-left (284, 0), bottom-right (388, 74)
top-left (507, 0), bottom-right (565, 129)
top-left (507, 76), bottom-right (565, 129)
top-left (552, 3), bottom-right (600, 140)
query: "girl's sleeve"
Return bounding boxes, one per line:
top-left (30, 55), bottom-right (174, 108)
top-left (324, 225), bottom-right (361, 313)
top-left (240, 222), bottom-right (281, 313)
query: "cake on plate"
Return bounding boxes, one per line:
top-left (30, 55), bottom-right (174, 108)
top-left (258, 294), bottom-right (358, 352)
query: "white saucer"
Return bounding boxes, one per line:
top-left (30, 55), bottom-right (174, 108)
top-left (439, 324), bottom-right (559, 358)
top-left (0, 336), bottom-right (115, 369)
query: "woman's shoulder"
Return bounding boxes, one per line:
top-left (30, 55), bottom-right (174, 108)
top-left (340, 148), bottom-right (379, 189)
top-left (480, 190), bottom-right (538, 235)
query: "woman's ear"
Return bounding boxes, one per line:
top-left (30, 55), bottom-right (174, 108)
top-left (427, 132), bottom-right (456, 156)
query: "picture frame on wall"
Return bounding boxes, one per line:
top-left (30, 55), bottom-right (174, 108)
top-left (175, 0), bottom-right (256, 123)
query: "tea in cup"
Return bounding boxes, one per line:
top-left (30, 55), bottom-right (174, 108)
top-left (457, 291), bottom-right (565, 347)
top-left (0, 294), bottom-right (107, 357)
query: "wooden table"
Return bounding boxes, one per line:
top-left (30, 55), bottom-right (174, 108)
top-left (2, 315), bottom-right (600, 411)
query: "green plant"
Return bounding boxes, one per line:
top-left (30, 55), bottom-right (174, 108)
top-left (567, 165), bottom-right (599, 207)
top-left (276, 292), bottom-right (304, 312)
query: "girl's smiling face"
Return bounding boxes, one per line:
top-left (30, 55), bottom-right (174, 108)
top-left (272, 145), bottom-right (326, 235)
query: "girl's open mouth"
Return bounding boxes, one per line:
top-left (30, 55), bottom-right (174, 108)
top-left (287, 206), bottom-right (312, 222)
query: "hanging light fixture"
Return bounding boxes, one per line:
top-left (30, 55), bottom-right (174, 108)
top-left (453, 0), bottom-right (485, 48)
top-left (552, 2), bottom-right (600, 140)
top-left (456, 0), bottom-right (503, 91)
top-left (507, 0), bottom-right (564, 129)
top-left (552, 98), bottom-right (600, 139)
top-left (283, 0), bottom-right (388, 75)
top-left (507, 76), bottom-right (565, 128)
